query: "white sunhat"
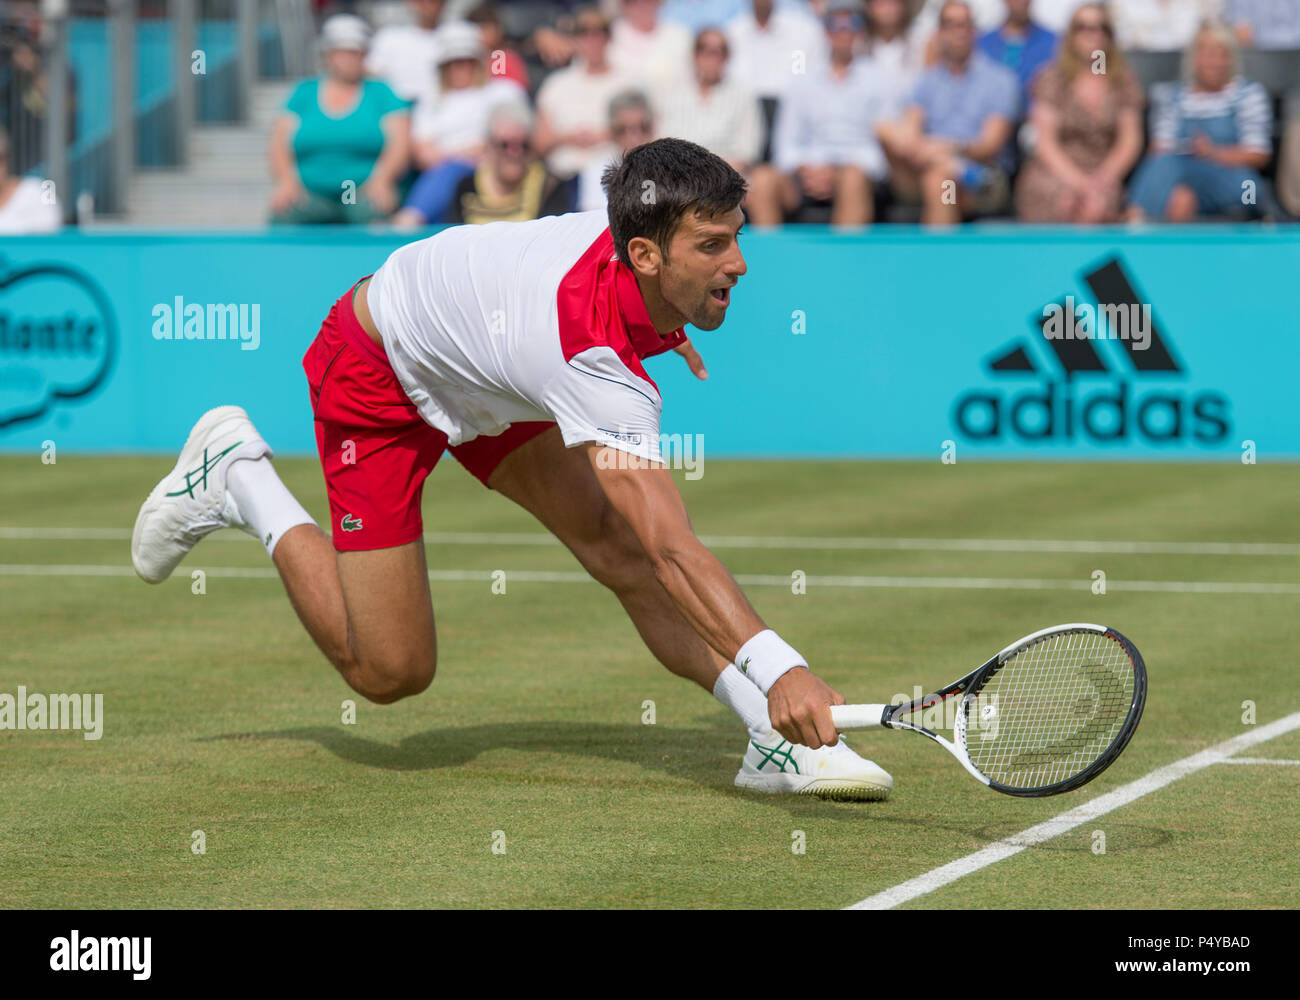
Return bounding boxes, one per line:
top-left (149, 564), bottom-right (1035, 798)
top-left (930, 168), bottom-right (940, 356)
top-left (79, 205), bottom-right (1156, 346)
top-left (436, 21), bottom-right (484, 64)
top-left (320, 13), bottom-right (372, 53)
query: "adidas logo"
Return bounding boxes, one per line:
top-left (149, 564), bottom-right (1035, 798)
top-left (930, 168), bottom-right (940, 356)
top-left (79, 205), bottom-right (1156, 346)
top-left (952, 257), bottom-right (1231, 445)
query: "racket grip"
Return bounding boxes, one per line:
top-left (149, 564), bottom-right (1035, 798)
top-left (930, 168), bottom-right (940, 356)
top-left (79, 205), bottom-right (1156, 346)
top-left (831, 704), bottom-right (890, 730)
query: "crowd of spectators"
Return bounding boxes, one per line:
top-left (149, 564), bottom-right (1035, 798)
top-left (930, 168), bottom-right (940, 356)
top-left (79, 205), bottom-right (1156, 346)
top-left (268, 0), bottom-right (1300, 228)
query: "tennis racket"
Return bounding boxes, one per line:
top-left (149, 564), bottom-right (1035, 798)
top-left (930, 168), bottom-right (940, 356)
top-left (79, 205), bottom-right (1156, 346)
top-left (830, 623), bottom-right (1147, 797)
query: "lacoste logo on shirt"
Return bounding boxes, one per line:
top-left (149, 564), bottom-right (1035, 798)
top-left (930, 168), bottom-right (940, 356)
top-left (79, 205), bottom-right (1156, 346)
top-left (340, 514), bottom-right (363, 532)
top-left (597, 427), bottom-right (643, 445)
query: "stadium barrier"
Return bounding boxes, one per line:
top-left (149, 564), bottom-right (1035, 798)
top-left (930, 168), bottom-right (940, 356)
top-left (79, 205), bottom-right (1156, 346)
top-left (1, 225), bottom-right (1297, 460)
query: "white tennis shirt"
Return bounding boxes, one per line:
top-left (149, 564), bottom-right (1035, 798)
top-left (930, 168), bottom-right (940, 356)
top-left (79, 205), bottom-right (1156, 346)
top-left (365, 210), bottom-right (688, 463)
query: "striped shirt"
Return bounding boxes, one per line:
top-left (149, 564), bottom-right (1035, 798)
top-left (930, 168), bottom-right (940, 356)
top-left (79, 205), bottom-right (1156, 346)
top-left (1151, 77), bottom-right (1274, 153)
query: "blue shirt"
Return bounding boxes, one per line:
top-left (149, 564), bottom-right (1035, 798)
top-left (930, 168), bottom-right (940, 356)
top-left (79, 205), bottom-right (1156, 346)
top-left (977, 22), bottom-right (1058, 98)
top-left (909, 52), bottom-right (1021, 172)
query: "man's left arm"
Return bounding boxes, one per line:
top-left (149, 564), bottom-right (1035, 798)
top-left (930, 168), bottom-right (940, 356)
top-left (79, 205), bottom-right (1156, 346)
top-left (673, 339), bottom-right (708, 379)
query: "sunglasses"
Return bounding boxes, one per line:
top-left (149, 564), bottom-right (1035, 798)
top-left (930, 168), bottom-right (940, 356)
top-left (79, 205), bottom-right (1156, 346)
top-left (613, 121), bottom-right (651, 136)
top-left (1073, 20), bottom-right (1111, 34)
top-left (493, 139), bottom-right (529, 153)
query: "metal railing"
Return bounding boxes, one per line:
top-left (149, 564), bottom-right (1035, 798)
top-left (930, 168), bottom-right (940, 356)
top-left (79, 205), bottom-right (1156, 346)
top-left (4, 0), bottom-right (313, 218)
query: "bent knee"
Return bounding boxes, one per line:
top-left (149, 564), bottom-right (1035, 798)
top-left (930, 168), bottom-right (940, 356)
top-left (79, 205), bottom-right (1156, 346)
top-left (351, 654), bottom-right (436, 704)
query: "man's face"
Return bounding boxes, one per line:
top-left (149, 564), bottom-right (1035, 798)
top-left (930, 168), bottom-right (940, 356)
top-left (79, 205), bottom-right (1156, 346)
top-left (938, 4), bottom-right (974, 61)
top-left (611, 108), bottom-right (653, 152)
top-left (657, 206), bottom-right (746, 332)
top-left (826, 21), bottom-right (860, 59)
top-left (867, 0), bottom-right (905, 33)
top-left (489, 124), bottom-right (531, 184)
top-left (624, 0), bottom-right (659, 30)
top-left (694, 31), bottom-right (728, 86)
top-left (576, 19), bottom-right (609, 63)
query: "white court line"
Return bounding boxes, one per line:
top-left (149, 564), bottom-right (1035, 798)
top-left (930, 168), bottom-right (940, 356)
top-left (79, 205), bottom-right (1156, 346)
top-left (846, 711), bottom-right (1300, 911)
top-left (1216, 757), bottom-right (1300, 766)
top-left (1, 563), bottom-right (1299, 595)
top-left (2, 526), bottom-right (1298, 556)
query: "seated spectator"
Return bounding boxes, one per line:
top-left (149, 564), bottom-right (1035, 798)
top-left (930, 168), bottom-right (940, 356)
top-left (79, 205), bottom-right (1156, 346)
top-left (367, 0), bottom-right (446, 108)
top-left (877, 0), bottom-right (1020, 224)
top-left (576, 89), bottom-right (657, 212)
top-left (725, 0), bottom-right (829, 162)
top-left (269, 15), bottom-right (412, 224)
top-left (0, 126), bottom-right (60, 234)
top-left (657, 28), bottom-right (762, 174)
top-left (402, 20), bottom-right (527, 223)
top-left (467, 3), bottom-right (529, 90)
top-left (1015, 2), bottom-right (1144, 222)
top-left (1127, 20), bottom-right (1273, 220)
top-left (534, 8), bottom-right (633, 181)
top-left (609, 0), bottom-right (694, 91)
top-left (863, 0), bottom-right (924, 118)
top-left (401, 102), bottom-right (575, 225)
top-left (1225, 0), bottom-right (1300, 48)
top-left (978, 0), bottom-right (1057, 102)
top-left (1111, 0), bottom-right (1225, 52)
top-left (747, 0), bottom-right (892, 226)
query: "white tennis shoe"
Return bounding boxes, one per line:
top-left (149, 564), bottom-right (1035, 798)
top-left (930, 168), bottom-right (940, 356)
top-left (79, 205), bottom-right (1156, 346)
top-left (131, 406), bottom-right (270, 584)
top-left (735, 732), bottom-right (893, 801)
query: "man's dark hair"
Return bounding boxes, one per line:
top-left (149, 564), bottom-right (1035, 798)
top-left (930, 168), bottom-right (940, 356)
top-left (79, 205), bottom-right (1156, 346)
top-left (601, 138), bottom-right (747, 268)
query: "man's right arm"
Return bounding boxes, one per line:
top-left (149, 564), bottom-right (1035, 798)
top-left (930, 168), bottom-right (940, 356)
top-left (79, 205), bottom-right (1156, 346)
top-left (585, 443), bottom-right (843, 748)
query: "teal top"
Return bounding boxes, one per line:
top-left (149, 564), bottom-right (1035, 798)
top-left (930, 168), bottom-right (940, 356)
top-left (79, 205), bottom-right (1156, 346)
top-left (285, 77), bottom-right (411, 197)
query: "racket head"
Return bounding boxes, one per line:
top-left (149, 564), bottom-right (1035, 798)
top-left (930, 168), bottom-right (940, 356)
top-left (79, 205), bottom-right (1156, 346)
top-left (953, 623), bottom-right (1147, 797)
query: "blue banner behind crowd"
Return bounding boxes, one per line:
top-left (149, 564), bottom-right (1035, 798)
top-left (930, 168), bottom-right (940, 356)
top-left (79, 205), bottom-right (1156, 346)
top-left (1, 226), bottom-right (1296, 460)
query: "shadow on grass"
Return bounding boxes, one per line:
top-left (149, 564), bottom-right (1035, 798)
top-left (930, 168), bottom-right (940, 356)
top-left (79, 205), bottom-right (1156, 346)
top-left (198, 720), bottom-right (1174, 845)
top-left (204, 719), bottom-right (731, 775)
top-left (199, 717), bottom-right (905, 823)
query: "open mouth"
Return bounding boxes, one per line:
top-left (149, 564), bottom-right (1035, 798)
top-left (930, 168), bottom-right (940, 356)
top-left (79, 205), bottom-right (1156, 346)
top-left (710, 287), bottom-right (731, 306)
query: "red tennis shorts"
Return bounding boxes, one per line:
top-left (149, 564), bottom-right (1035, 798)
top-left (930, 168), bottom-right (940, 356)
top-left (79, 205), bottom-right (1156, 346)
top-left (302, 280), bottom-right (553, 551)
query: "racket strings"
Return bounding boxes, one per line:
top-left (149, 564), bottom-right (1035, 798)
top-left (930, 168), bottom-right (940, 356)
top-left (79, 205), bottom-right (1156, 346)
top-left (963, 630), bottom-right (1135, 790)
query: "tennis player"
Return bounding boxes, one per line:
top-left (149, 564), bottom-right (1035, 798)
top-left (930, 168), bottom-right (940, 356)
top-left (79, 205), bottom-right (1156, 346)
top-left (131, 138), bottom-right (892, 800)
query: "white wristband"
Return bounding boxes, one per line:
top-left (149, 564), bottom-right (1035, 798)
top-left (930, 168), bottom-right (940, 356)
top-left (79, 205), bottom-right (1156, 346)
top-left (734, 629), bottom-right (807, 694)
